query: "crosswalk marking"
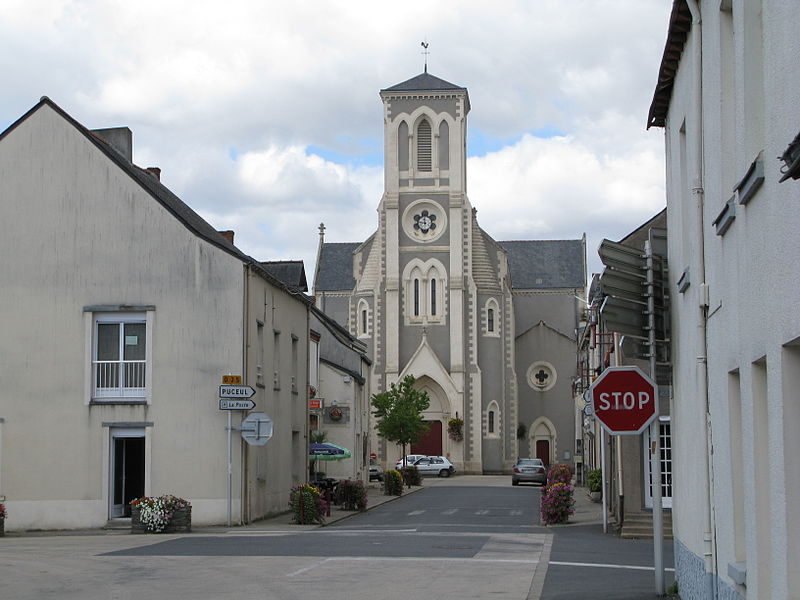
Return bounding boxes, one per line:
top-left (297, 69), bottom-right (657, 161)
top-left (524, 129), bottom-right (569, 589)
top-left (407, 510), bottom-right (425, 516)
top-left (475, 509), bottom-right (489, 515)
top-left (442, 508), bottom-right (458, 515)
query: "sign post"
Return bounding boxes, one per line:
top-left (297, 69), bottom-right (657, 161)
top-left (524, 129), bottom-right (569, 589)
top-left (588, 365), bottom-right (661, 592)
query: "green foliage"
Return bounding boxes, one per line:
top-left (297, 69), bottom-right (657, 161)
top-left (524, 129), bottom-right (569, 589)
top-left (383, 469), bottom-right (404, 496)
top-left (289, 484), bottom-right (325, 524)
top-left (516, 423), bottom-right (527, 440)
top-left (666, 581), bottom-right (679, 596)
top-left (334, 479), bottom-right (368, 511)
top-left (400, 465), bottom-right (422, 487)
top-left (447, 417), bottom-right (464, 441)
top-left (587, 468), bottom-right (603, 493)
top-left (309, 430), bottom-right (327, 443)
top-left (371, 375), bottom-right (431, 458)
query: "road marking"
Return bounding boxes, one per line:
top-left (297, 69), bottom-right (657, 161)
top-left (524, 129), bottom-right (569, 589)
top-left (549, 561), bottom-right (675, 572)
top-left (287, 558), bottom-right (332, 577)
top-left (475, 510), bottom-right (489, 515)
top-left (407, 510), bottom-right (425, 516)
top-left (442, 508), bottom-right (458, 515)
top-left (510, 510), bottom-right (523, 516)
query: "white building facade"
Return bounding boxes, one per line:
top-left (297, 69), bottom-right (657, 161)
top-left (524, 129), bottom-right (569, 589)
top-left (0, 98), bottom-right (310, 530)
top-left (648, 2), bottom-right (800, 598)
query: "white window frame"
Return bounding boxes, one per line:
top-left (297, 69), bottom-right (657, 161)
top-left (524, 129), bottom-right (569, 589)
top-left (484, 298), bottom-right (500, 337)
top-left (402, 259), bottom-right (447, 325)
top-left (486, 400), bottom-right (501, 438)
top-left (357, 298), bottom-right (371, 338)
top-left (90, 311), bottom-right (151, 402)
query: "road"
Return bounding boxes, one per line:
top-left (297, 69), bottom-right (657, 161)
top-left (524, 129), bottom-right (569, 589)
top-left (0, 476), bottom-right (673, 599)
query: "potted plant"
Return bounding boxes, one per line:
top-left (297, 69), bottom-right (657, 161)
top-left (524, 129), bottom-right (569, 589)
top-left (447, 417), bottom-right (464, 442)
top-left (130, 494), bottom-right (192, 533)
top-left (587, 468), bottom-right (602, 502)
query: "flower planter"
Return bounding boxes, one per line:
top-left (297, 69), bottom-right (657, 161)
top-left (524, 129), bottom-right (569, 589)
top-left (589, 491), bottom-right (602, 503)
top-left (0, 518), bottom-right (4, 537)
top-left (131, 505), bottom-right (192, 534)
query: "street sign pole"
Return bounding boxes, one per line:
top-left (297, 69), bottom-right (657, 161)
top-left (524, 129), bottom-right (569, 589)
top-left (227, 410), bottom-right (232, 527)
top-left (646, 239), bottom-right (665, 595)
top-left (601, 426), bottom-right (607, 534)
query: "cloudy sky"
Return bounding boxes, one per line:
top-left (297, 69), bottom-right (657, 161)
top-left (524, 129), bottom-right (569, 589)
top-left (1, 0), bottom-right (671, 282)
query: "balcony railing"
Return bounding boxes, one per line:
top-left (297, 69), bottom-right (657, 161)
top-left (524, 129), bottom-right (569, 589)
top-left (93, 360), bottom-right (146, 398)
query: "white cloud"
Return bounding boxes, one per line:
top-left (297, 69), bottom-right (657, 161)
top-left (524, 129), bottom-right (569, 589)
top-left (0, 0), bottom-right (673, 284)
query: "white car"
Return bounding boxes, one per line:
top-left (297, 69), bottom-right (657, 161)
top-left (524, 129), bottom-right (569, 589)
top-left (412, 456), bottom-right (455, 477)
top-left (395, 454), bottom-right (427, 470)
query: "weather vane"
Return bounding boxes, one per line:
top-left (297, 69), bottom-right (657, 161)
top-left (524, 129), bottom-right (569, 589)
top-left (421, 40), bottom-right (429, 73)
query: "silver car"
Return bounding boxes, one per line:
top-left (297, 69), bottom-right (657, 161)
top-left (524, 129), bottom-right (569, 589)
top-left (511, 458), bottom-right (546, 486)
top-left (412, 456), bottom-right (455, 477)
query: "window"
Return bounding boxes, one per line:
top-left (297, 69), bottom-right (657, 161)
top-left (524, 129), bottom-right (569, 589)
top-left (417, 119), bottom-right (432, 171)
top-left (486, 401), bottom-right (501, 438)
top-left (357, 299), bottom-right (371, 338)
top-left (488, 410), bottom-right (495, 433)
top-left (484, 298), bottom-right (500, 337)
top-left (403, 259), bottom-right (447, 324)
top-left (93, 313), bottom-right (146, 399)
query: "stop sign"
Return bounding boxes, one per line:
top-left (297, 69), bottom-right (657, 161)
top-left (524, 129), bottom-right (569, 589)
top-left (588, 366), bottom-right (658, 435)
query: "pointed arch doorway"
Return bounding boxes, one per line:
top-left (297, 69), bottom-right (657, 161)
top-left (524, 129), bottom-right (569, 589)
top-left (409, 376), bottom-right (451, 458)
top-left (529, 417), bottom-right (556, 467)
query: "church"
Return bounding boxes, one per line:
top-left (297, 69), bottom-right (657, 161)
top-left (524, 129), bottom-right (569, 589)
top-left (313, 71), bottom-right (586, 474)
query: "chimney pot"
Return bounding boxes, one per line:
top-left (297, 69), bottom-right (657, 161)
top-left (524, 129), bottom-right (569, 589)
top-left (219, 230), bottom-right (235, 245)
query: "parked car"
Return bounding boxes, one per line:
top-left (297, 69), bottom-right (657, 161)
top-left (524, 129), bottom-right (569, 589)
top-left (511, 458), bottom-right (546, 486)
top-left (395, 454), bottom-right (427, 470)
top-left (412, 456), bottom-right (455, 477)
top-left (369, 458), bottom-right (384, 482)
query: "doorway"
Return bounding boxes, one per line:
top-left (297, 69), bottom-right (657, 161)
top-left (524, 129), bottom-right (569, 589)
top-left (536, 440), bottom-right (551, 467)
top-left (644, 420), bottom-right (673, 509)
top-left (110, 428), bottom-right (145, 518)
top-left (412, 420), bottom-right (443, 456)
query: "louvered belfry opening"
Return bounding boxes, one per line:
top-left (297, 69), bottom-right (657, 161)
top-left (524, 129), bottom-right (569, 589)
top-left (417, 119), bottom-right (432, 171)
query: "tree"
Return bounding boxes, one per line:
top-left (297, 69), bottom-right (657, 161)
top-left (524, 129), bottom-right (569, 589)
top-left (371, 375), bottom-right (430, 478)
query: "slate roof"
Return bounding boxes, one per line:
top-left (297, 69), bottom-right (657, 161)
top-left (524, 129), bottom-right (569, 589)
top-left (1, 97), bottom-right (311, 305)
top-left (499, 240), bottom-right (586, 290)
top-left (647, 0), bottom-right (692, 129)
top-left (314, 242), bottom-right (360, 291)
top-left (260, 261), bottom-right (308, 292)
top-left (381, 72), bottom-right (466, 93)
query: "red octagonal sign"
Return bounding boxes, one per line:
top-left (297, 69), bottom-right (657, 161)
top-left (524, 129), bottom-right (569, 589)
top-left (589, 366), bottom-right (658, 435)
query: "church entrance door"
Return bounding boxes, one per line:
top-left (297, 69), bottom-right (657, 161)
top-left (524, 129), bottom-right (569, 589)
top-left (412, 421), bottom-right (443, 456)
top-left (536, 440), bottom-right (550, 467)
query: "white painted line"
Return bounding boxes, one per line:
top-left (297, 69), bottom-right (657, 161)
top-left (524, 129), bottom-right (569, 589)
top-left (442, 509), bottom-right (458, 515)
top-left (325, 556), bottom-right (539, 564)
top-left (407, 510), bottom-right (425, 516)
top-left (475, 510), bottom-right (489, 515)
top-left (287, 558), bottom-right (332, 577)
top-left (549, 561), bottom-right (675, 572)
top-left (510, 510), bottom-right (523, 516)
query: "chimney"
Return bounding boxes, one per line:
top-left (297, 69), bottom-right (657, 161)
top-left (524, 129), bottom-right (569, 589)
top-left (145, 167), bottom-right (161, 181)
top-left (219, 230), bottom-right (235, 245)
top-left (90, 127), bottom-right (133, 162)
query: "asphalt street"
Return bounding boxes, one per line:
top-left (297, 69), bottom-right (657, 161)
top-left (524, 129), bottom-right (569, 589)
top-left (0, 476), bottom-right (674, 599)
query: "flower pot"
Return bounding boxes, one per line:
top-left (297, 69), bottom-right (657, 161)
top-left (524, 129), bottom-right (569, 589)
top-left (131, 505), bottom-right (192, 534)
top-left (589, 491), bottom-right (602, 503)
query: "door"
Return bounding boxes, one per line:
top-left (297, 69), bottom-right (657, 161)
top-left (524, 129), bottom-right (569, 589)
top-left (536, 440), bottom-right (550, 467)
top-left (644, 420), bottom-right (673, 509)
top-left (110, 428), bottom-right (145, 518)
top-left (412, 420), bottom-right (443, 456)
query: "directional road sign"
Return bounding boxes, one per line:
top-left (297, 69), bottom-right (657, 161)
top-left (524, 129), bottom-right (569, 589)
top-left (588, 366), bottom-right (658, 435)
top-left (219, 399), bottom-right (256, 411)
top-left (240, 412), bottom-right (273, 446)
top-left (219, 385), bottom-right (256, 399)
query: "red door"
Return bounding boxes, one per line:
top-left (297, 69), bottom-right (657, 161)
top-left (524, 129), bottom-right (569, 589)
top-left (412, 421), bottom-right (443, 456)
top-left (536, 440), bottom-right (550, 467)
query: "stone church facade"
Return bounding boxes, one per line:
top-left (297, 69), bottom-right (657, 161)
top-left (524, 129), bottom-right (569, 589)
top-left (313, 72), bottom-right (585, 474)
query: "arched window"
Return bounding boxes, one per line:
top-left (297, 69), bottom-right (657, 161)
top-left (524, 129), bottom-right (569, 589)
top-left (402, 259), bottom-right (447, 325)
top-left (430, 278), bottom-right (437, 316)
top-left (484, 298), bottom-right (500, 337)
top-left (398, 120), bottom-right (409, 171)
top-left (413, 278), bottom-right (420, 316)
top-left (417, 119), bottom-right (432, 171)
top-left (486, 401), bottom-right (501, 438)
top-left (356, 298), bottom-right (371, 338)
